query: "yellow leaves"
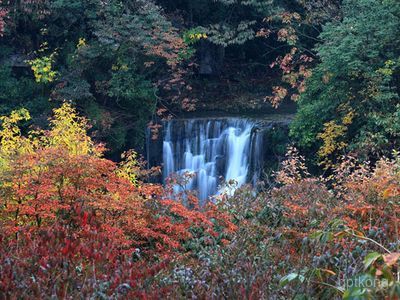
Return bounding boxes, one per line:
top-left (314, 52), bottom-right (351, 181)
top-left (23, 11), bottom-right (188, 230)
top-left (111, 63), bottom-right (129, 71)
top-left (342, 110), bottom-right (354, 125)
top-left (1, 108), bottom-right (30, 124)
top-left (184, 29), bottom-right (208, 45)
top-left (26, 52), bottom-right (57, 84)
top-left (0, 102), bottom-right (100, 168)
top-left (382, 185), bottom-right (400, 199)
top-left (376, 59), bottom-right (397, 76)
top-left (77, 37), bottom-right (86, 48)
top-left (317, 111), bottom-right (355, 169)
top-left (188, 33), bottom-right (207, 40)
top-left (48, 102), bottom-right (98, 156)
top-left (317, 120), bottom-right (347, 166)
top-left (117, 150), bottom-right (140, 186)
top-left (0, 109), bottom-right (34, 181)
top-left (382, 188), bottom-right (391, 199)
top-left (25, 42), bottom-right (57, 84)
top-left (0, 109), bottom-right (32, 160)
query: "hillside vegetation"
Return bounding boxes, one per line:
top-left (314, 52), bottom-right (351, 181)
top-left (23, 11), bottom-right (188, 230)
top-left (0, 0), bottom-right (400, 299)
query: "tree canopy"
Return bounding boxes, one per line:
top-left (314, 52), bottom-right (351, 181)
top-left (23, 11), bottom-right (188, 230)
top-left (291, 0), bottom-right (400, 167)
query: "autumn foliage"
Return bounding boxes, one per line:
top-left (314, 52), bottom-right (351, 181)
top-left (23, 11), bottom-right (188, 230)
top-left (0, 103), bottom-right (235, 298)
top-left (1, 104), bottom-right (399, 299)
top-left (262, 148), bottom-right (400, 298)
top-left (162, 147), bottom-right (400, 298)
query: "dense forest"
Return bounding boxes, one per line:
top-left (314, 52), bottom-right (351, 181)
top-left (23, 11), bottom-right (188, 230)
top-left (0, 0), bottom-right (399, 299)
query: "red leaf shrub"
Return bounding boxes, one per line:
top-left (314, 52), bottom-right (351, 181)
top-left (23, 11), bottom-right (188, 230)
top-left (0, 141), bottom-right (235, 298)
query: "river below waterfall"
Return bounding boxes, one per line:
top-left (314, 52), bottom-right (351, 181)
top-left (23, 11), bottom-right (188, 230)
top-left (157, 118), bottom-right (264, 203)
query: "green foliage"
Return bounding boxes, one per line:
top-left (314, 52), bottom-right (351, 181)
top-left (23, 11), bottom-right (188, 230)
top-left (291, 0), bottom-right (400, 161)
top-left (159, 0), bottom-right (282, 62)
top-left (206, 20), bottom-right (258, 47)
top-left (0, 48), bottom-right (49, 117)
top-left (108, 66), bottom-right (155, 111)
top-left (1, 0), bottom-right (187, 155)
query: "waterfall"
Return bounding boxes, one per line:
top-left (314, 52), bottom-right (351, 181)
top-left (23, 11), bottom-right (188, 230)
top-left (160, 118), bottom-right (263, 203)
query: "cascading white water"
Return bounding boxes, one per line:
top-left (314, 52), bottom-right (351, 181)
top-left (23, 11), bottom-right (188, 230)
top-left (161, 118), bottom-right (263, 203)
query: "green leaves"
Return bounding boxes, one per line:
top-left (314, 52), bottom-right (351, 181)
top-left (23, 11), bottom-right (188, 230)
top-left (309, 230), bottom-right (334, 244)
top-left (363, 252), bottom-right (382, 270)
top-left (280, 272), bottom-right (305, 287)
top-left (343, 286), bottom-right (370, 300)
top-left (292, 0), bottom-right (400, 159)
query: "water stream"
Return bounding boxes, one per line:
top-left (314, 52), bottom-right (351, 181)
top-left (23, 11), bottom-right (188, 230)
top-left (160, 118), bottom-right (263, 203)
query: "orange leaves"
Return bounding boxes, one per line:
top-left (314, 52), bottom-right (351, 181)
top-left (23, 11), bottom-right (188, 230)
top-left (265, 148), bottom-right (400, 292)
top-left (383, 185), bottom-right (400, 198)
top-left (342, 216), bottom-right (358, 230)
top-left (265, 86), bottom-right (288, 108)
top-left (140, 197), bottom-right (236, 253)
top-left (383, 253), bottom-right (400, 267)
top-left (0, 104), bottom-right (238, 297)
top-left (267, 48), bottom-right (314, 107)
top-left (0, 142), bottom-right (235, 260)
top-left (256, 28), bottom-right (271, 38)
top-left (344, 204), bottom-right (374, 218)
top-left (138, 183), bottom-right (164, 199)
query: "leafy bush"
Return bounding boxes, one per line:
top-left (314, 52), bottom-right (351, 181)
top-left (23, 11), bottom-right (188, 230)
top-left (0, 104), bottom-right (235, 298)
top-left (162, 146), bottom-right (400, 299)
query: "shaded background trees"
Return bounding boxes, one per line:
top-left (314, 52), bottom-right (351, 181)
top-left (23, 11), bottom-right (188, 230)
top-left (291, 0), bottom-right (400, 168)
top-left (0, 0), bottom-right (187, 157)
top-left (1, 0), bottom-right (399, 169)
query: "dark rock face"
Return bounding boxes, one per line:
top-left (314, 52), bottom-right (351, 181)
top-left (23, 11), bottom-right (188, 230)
top-left (145, 127), bottom-right (163, 181)
top-left (257, 121), bottom-right (291, 178)
top-left (198, 41), bottom-right (225, 76)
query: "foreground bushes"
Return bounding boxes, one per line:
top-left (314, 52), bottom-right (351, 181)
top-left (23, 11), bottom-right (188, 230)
top-left (0, 104), bottom-right (234, 298)
top-left (163, 148), bottom-right (400, 299)
top-left (0, 104), bottom-right (399, 299)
